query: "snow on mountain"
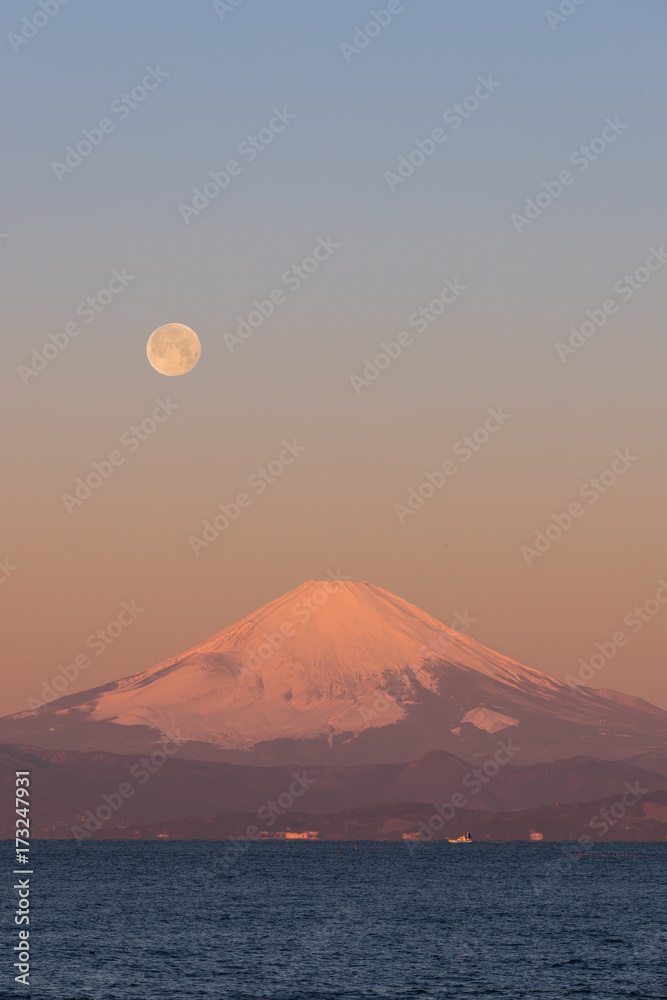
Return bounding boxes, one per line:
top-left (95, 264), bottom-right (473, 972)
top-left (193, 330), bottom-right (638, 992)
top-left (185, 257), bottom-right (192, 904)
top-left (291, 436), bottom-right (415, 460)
top-left (1, 580), bottom-right (666, 765)
top-left (460, 707), bottom-right (520, 733)
top-left (88, 580), bottom-right (563, 745)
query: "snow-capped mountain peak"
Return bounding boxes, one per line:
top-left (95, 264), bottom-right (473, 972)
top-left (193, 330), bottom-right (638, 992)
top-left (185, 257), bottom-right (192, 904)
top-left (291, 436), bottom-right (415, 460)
top-left (1, 580), bottom-right (665, 765)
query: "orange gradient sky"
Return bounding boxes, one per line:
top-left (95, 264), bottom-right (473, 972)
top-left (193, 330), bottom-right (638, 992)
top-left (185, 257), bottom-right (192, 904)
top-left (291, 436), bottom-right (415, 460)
top-left (2, 1), bottom-right (666, 715)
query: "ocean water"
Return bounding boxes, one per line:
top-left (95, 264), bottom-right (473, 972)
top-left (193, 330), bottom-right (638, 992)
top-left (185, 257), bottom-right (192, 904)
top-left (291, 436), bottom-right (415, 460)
top-left (7, 841), bottom-right (666, 1000)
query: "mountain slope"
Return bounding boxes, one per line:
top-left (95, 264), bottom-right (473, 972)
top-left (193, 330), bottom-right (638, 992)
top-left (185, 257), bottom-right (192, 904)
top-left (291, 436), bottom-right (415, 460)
top-left (1, 580), bottom-right (666, 765)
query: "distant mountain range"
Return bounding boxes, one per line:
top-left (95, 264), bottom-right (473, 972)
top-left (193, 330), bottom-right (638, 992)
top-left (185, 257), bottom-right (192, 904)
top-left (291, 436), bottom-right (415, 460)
top-left (103, 791), bottom-right (667, 844)
top-left (3, 744), bottom-right (667, 840)
top-left (1, 581), bottom-right (666, 767)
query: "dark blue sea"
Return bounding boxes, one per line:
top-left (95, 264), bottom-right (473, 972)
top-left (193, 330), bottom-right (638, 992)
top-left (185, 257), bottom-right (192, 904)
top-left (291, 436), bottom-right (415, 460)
top-left (5, 841), bottom-right (666, 1000)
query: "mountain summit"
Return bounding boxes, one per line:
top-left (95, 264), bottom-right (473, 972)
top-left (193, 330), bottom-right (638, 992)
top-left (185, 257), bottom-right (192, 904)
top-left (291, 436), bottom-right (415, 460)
top-left (2, 580), bottom-right (666, 765)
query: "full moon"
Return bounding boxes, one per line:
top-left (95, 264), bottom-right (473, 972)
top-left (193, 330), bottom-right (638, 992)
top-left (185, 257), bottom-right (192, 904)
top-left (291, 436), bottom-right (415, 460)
top-left (146, 323), bottom-right (201, 376)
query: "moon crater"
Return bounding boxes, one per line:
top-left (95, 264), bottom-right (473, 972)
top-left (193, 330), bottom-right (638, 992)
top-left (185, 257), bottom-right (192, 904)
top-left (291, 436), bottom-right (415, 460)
top-left (147, 323), bottom-right (201, 376)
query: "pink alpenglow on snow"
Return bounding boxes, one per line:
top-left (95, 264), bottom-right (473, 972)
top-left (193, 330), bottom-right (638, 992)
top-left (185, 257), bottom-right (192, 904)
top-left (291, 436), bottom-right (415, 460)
top-left (0, 581), bottom-right (666, 766)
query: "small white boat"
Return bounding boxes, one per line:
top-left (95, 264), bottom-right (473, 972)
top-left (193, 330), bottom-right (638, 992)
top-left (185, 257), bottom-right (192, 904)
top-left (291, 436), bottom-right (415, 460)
top-left (447, 831), bottom-right (473, 843)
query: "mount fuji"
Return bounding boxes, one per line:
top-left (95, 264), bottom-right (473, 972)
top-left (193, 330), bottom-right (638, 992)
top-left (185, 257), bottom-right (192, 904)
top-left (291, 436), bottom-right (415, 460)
top-left (1, 580), bottom-right (665, 765)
